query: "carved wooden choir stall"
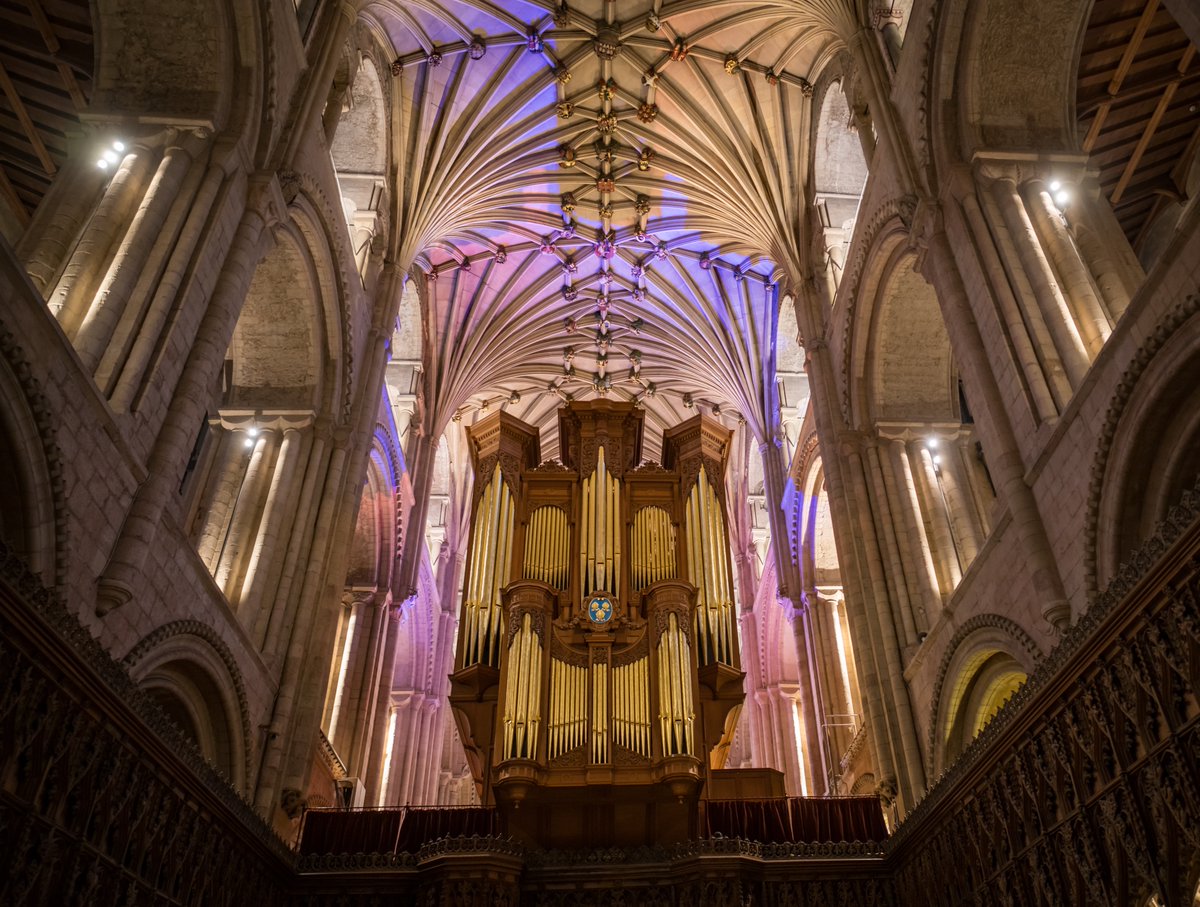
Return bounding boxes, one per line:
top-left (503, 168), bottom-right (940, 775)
top-left (449, 401), bottom-right (776, 847)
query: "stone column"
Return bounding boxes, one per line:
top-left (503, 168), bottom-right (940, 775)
top-left (1024, 179), bottom-right (1111, 357)
top-left (213, 429), bottom-right (277, 601)
top-left (18, 136), bottom-right (105, 295)
top-left (798, 327), bottom-right (901, 807)
top-left (259, 266), bottom-right (410, 817)
top-left (196, 426), bottom-right (248, 571)
top-left (864, 441), bottom-right (918, 648)
top-left (843, 441), bottom-right (926, 807)
top-left (107, 155), bottom-right (229, 408)
top-left (48, 142), bottom-right (155, 335)
top-left (330, 590), bottom-right (384, 762)
top-left (990, 176), bottom-right (1090, 389)
top-left (911, 442), bottom-right (961, 593)
top-left (1070, 177), bottom-right (1144, 318)
top-left (887, 438), bottom-right (940, 628)
top-left (362, 605), bottom-right (403, 805)
top-left (96, 189), bottom-right (278, 615)
top-left (957, 179), bottom-right (1065, 421)
top-left (940, 436), bottom-right (985, 565)
top-left (919, 217), bottom-right (1072, 630)
top-left (242, 427), bottom-right (307, 632)
top-left (75, 138), bottom-right (197, 373)
top-left (794, 600), bottom-right (830, 793)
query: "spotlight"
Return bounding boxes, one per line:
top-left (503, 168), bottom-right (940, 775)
top-left (247, 427), bottom-right (260, 438)
top-left (1048, 180), bottom-right (1062, 192)
top-left (932, 455), bottom-right (942, 465)
top-left (103, 149), bottom-right (119, 164)
top-left (112, 141), bottom-right (126, 152)
top-left (244, 439), bottom-right (254, 449)
top-left (926, 438), bottom-right (939, 450)
top-left (1054, 189), bottom-right (1071, 209)
top-left (96, 159), bottom-right (109, 170)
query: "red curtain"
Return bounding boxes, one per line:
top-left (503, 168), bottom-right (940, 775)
top-left (298, 807), bottom-right (500, 855)
top-left (701, 797), bottom-right (887, 843)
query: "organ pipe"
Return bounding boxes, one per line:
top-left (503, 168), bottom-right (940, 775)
top-left (581, 446), bottom-right (621, 598)
top-left (523, 505), bottom-right (568, 589)
top-left (613, 656), bottom-right (651, 757)
top-left (657, 612), bottom-right (694, 756)
top-left (502, 612), bottom-right (543, 760)
top-left (686, 466), bottom-right (735, 666)
top-left (547, 657), bottom-right (587, 759)
top-left (462, 464), bottom-right (513, 668)
top-left (592, 658), bottom-right (609, 764)
top-left (632, 506), bottom-right (676, 590)
top-left (451, 404), bottom-right (742, 812)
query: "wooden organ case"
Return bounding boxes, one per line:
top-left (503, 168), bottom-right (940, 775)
top-left (449, 401), bottom-right (761, 848)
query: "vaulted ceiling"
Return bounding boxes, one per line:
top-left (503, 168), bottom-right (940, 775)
top-left (367, 0), bottom-right (850, 461)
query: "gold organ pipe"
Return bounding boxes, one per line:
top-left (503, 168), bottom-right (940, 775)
top-left (666, 614), bottom-right (681, 754)
top-left (491, 481), bottom-right (513, 666)
top-left (596, 448), bottom-right (607, 591)
top-left (634, 517), bottom-right (639, 590)
top-left (682, 632), bottom-right (695, 754)
top-left (516, 622), bottom-right (529, 757)
top-left (549, 508), bottom-right (556, 588)
top-left (513, 618), bottom-right (527, 757)
top-left (503, 633), bottom-right (518, 757)
top-left (583, 475), bottom-right (593, 596)
top-left (641, 657), bottom-right (650, 755)
top-left (525, 509), bottom-right (534, 581)
top-left (558, 507), bottom-right (567, 588)
top-left (624, 665), bottom-right (632, 750)
top-left (482, 471), bottom-right (504, 663)
top-left (530, 508), bottom-right (543, 582)
top-left (550, 660), bottom-right (559, 757)
top-left (687, 489), bottom-right (708, 663)
top-left (613, 475), bottom-right (621, 594)
top-left (540, 508), bottom-right (548, 583)
top-left (464, 478), bottom-right (490, 665)
top-left (477, 470), bottom-right (501, 664)
top-left (642, 509), bottom-right (649, 588)
top-left (634, 513), bottom-right (640, 589)
top-left (647, 509), bottom-right (655, 587)
top-left (702, 477), bottom-right (722, 663)
top-left (658, 634), bottom-right (669, 752)
top-left (616, 665), bottom-right (623, 749)
top-left (592, 661), bottom-right (608, 763)
top-left (697, 470), bottom-right (718, 661)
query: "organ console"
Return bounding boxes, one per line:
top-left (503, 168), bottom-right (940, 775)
top-left (449, 401), bottom-right (764, 847)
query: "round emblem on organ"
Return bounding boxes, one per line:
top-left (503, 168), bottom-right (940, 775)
top-left (587, 594), bottom-right (614, 624)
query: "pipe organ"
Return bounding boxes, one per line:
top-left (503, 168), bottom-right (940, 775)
top-left (449, 402), bottom-right (754, 846)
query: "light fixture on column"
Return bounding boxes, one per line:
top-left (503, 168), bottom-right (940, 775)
top-left (1049, 180), bottom-right (1071, 210)
top-left (96, 140), bottom-right (126, 170)
top-left (925, 437), bottom-right (939, 450)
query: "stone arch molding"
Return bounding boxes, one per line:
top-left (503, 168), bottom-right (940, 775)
top-left (123, 620), bottom-right (254, 793)
top-left (834, 198), bottom-right (917, 426)
top-left (0, 319), bottom-right (68, 596)
top-left (1087, 294), bottom-right (1200, 600)
top-left (283, 172), bottom-right (364, 423)
top-left (927, 613), bottom-right (1042, 776)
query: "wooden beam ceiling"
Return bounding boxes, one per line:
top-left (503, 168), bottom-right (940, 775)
top-left (1077, 0), bottom-right (1200, 247)
top-left (0, 0), bottom-right (92, 220)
